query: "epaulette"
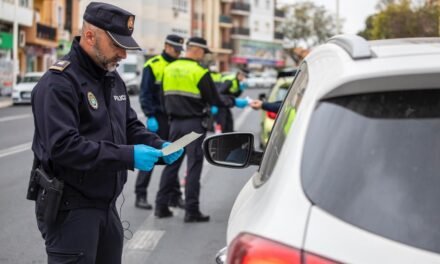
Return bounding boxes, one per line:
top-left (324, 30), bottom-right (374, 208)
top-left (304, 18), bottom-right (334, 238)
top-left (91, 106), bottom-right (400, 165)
top-left (151, 58), bottom-right (160, 63)
top-left (49, 60), bottom-right (71, 72)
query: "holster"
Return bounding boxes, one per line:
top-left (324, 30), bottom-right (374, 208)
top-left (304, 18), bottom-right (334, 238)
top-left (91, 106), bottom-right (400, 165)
top-left (26, 159), bottom-right (40, 201)
top-left (34, 168), bottom-right (64, 225)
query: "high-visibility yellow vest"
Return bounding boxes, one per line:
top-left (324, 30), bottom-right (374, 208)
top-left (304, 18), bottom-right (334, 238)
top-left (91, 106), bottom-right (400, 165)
top-left (210, 72), bottom-right (222, 83)
top-left (162, 59), bottom-right (208, 99)
top-left (144, 55), bottom-right (169, 85)
top-left (221, 74), bottom-right (239, 94)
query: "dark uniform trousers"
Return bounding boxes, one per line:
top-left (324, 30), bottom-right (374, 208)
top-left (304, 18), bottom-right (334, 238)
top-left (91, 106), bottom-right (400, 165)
top-left (135, 112), bottom-right (181, 201)
top-left (36, 204), bottom-right (123, 264)
top-left (156, 117), bottom-right (206, 213)
top-left (216, 107), bottom-right (234, 133)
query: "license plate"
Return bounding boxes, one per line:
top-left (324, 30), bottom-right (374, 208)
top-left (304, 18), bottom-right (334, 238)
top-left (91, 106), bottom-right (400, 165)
top-left (21, 92), bottom-right (31, 99)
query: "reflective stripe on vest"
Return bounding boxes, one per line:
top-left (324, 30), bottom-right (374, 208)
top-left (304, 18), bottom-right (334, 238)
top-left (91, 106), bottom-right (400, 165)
top-left (163, 60), bottom-right (208, 99)
top-left (221, 74), bottom-right (239, 93)
top-left (144, 55), bottom-right (168, 85)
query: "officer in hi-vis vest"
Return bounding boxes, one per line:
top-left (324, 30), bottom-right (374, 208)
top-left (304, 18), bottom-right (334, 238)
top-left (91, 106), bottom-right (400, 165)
top-left (135, 34), bottom-right (185, 210)
top-left (155, 37), bottom-right (249, 222)
top-left (215, 70), bottom-right (248, 133)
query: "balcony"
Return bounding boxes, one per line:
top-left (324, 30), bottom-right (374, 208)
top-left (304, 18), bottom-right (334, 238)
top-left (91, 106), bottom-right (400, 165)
top-left (0, 0), bottom-right (33, 26)
top-left (25, 20), bottom-right (58, 48)
top-left (231, 2), bottom-right (250, 15)
top-left (274, 32), bottom-right (284, 40)
top-left (275, 9), bottom-right (285, 18)
top-left (219, 15), bottom-right (232, 24)
top-left (222, 42), bottom-right (233, 50)
top-left (231, 27), bottom-right (250, 36)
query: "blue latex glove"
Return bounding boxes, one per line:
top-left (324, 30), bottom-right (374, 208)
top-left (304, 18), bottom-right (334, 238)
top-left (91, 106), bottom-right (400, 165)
top-left (239, 82), bottom-right (248, 91)
top-left (234, 98), bottom-right (248, 108)
top-left (146, 116), bottom-right (159, 133)
top-left (161, 142), bottom-right (184, 165)
top-left (134, 145), bottom-right (163, 171)
top-left (210, 105), bottom-right (219, 116)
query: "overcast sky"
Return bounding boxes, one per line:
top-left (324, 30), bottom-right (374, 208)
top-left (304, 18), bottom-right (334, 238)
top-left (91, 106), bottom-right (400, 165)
top-left (278, 0), bottom-right (378, 34)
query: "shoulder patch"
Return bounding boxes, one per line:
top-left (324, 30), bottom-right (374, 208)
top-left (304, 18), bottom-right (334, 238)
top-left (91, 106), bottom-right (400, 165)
top-left (49, 60), bottom-right (71, 72)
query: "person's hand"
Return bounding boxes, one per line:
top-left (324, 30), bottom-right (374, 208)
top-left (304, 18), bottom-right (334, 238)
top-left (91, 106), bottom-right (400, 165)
top-left (161, 142), bottom-right (184, 165)
top-left (250, 99), bottom-right (263, 110)
top-left (210, 105), bottom-right (219, 116)
top-left (146, 116), bottom-right (159, 132)
top-left (234, 98), bottom-right (248, 108)
top-left (134, 145), bottom-right (163, 171)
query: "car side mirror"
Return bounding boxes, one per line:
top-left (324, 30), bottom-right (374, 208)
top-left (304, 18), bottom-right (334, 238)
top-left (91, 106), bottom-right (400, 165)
top-left (203, 132), bottom-right (263, 168)
top-left (258, 93), bottom-right (266, 101)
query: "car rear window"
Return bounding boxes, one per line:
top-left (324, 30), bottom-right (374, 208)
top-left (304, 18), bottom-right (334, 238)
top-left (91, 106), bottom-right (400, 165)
top-left (302, 89), bottom-right (440, 254)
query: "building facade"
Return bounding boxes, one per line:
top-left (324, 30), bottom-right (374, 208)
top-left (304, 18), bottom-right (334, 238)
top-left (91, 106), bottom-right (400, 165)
top-left (192, 0), bottom-right (285, 72)
top-left (79, 0), bottom-right (192, 56)
top-left (24, 0), bottom-right (79, 73)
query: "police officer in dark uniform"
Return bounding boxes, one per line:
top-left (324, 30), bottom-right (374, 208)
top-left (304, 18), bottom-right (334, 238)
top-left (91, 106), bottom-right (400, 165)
top-left (30, 3), bottom-right (183, 263)
top-left (215, 70), bottom-right (248, 132)
top-left (135, 34), bottom-right (185, 210)
top-left (155, 37), bottom-right (248, 222)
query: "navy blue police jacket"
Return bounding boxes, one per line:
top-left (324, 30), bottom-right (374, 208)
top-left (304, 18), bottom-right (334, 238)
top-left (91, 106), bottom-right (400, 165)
top-left (31, 37), bottom-right (165, 209)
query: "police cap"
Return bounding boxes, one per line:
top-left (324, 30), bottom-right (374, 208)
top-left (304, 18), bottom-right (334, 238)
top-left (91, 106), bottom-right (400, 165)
top-left (187, 37), bottom-right (211, 54)
top-left (83, 2), bottom-right (141, 50)
top-left (165, 34), bottom-right (184, 52)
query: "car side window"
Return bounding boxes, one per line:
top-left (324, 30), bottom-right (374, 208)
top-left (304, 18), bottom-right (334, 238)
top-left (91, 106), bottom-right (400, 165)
top-left (254, 63), bottom-right (309, 187)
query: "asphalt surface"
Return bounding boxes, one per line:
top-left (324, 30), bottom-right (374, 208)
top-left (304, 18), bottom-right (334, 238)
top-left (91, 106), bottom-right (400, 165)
top-left (0, 88), bottom-right (267, 264)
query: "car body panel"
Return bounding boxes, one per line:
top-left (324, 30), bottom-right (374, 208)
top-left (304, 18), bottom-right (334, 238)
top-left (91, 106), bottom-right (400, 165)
top-left (305, 207), bottom-right (440, 263)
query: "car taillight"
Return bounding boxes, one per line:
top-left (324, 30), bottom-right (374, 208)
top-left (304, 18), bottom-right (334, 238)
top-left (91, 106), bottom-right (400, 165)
top-left (266, 111), bottom-right (277, 120)
top-left (227, 233), bottom-right (339, 264)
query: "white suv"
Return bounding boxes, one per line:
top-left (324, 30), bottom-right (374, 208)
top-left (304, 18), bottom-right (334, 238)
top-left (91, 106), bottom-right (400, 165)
top-left (204, 35), bottom-right (440, 263)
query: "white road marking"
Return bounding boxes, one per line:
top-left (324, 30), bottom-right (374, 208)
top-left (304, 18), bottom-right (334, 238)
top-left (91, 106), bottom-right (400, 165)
top-left (124, 230), bottom-right (165, 250)
top-left (0, 142), bottom-right (32, 159)
top-left (0, 114), bottom-right (32, 123)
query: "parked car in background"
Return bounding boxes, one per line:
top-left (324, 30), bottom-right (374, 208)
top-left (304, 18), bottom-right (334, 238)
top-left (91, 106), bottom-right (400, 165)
top-left (244, 69), bottom-right (277, 89)
top-left (258, 71), bottom-right (296, 149)
top-left (117, 52), bottom-right (144, 95)
top-left (12, 72), bottom-right (44, 105)
top-left (204, 35), bottom-right (440, 264)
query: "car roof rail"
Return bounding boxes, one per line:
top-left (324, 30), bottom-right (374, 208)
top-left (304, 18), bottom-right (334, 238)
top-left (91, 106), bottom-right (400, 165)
top-left (327, 34), bottom-right (373, 60)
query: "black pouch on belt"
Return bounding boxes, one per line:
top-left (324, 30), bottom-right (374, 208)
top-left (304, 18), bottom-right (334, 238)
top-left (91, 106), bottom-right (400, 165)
top-left (35, 168), bottom-right (64, 225)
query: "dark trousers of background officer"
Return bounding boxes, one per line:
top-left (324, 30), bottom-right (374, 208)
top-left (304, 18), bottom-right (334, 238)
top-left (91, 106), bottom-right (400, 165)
top-left (215, 107), bottom-right (234, 133)
top-left (36, 202), bottom-right (123, 264)
top-left (135, 112), bottom-right (182, 203)
top-left (156, 117), bottom-right (206, 213)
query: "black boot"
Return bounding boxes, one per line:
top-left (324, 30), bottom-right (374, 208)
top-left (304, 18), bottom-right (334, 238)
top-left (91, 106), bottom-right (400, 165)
top-left (155, 207), bottom-right (173, 218)
top-left (135, 195), bottom-right (152, 210)
top-left (169, 197), bottom-right (185, 209)
top-left (184, 211), bottom-right (210, 223)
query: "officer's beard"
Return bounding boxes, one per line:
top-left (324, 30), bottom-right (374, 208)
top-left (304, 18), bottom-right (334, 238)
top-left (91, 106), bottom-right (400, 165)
top-left (93, 42), bottom-right (120, 72)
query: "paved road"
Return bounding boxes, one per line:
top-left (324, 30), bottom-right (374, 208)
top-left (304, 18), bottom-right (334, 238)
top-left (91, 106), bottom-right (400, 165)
top-left (0, 88), bottom-right (266, 264)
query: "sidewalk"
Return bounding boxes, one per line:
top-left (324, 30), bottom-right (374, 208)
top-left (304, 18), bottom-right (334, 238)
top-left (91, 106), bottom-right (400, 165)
top-left (0, 97), bottom-right (12, 108)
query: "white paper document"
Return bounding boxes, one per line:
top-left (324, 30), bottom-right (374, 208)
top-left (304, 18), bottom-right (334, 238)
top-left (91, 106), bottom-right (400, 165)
top-left (161, 132), bottom-right (203, 156)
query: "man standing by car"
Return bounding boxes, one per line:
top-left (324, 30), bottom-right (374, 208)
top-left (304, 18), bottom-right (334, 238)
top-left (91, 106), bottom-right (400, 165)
top-left (29, 3), bottom-right (183, 263)
top-left (135, 34), bottom-right (185, 210)
top-left (155, 37), bottom-right (249, 222)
